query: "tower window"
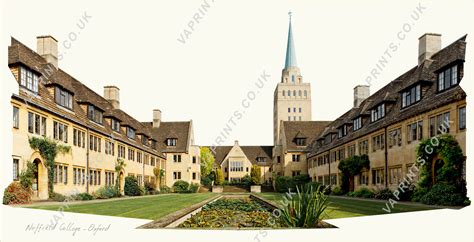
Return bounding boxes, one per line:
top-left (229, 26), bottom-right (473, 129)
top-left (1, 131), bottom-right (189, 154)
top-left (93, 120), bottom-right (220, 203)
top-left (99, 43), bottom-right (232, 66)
top-left (293, 107), bottom-right (296, 112)
top-left (282, 90), bottom-right (285, 96)
top-left (304, 90), bottom-right (307, 97)
top-left (293, 90), bottom-right (296, 96)
top-left (299, 108), bottom-right (302, 113)
top-left (287, 90), bottom-right (291, 96)
top-left (288, 108), bottom-right (291, 113)
top-left (298, 90), bottom-right (302, 96)
top-left (291, 75), bottom-right (295, 82)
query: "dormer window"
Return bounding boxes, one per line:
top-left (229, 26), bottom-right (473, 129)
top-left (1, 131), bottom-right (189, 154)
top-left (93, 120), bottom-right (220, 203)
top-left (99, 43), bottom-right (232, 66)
top-left (371, 103), bottom-right (385, 122)
top-left (126, 127), bottom-right (135, 139)
top-left (295, 138), bottom-right (307, 146)
top-left (87, 105), bottom-right (103, 124)
top-left (337, 125), bottom-right (348, 138)
top-left (256, 157), bottom-right (266, 163)
top-left (353, 117), bottom-right (362, 131)
top-left (324, 134), bottom-right (332, 145)
top-left (141, 135), bottom-right (148, 146)
top-left (438, 64), bottom-right (459, 92)
top-left (20, 66), bottom-right (39, 93)
top-left (166, 138), bottom-right (177, 146)
top-left (151, 140), bottom-right (157, 150)
top-left (111, 118), bottom-right (120, 132)
top-left (401, 84), bottom-right (421, 108)
top-left (55, 86), bottom-right (73, 110)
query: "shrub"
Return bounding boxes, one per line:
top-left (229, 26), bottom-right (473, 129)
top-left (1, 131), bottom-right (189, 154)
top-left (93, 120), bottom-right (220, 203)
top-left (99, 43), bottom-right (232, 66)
top-left (173, 180), bottom-right (190, 193)
top-left (241, 174), bottom-right (252, 187)
top-left (280, 184), bottom-right (329, 228)
top-left (374, 188), bottom-right (393, 200)
top-left (124, 176), bottom-right (142, 196)
top-left (159, 185), bottom-right (171, 194)
top-left (50, 192), bottom-right (66, 202)
top-left (250, 165), bottom-right (261, 185)
top-left (3, 182), bottom-right (32, 205)
top-left (94, 186), bottom-right (119, 199)
top-left (331, 186), bottom-right (345, 196)
top-left (189, 183), bottom-right (200, 193)
top-left (275, 176), bottom-right (294, 193)
top-left (420, 182), bottom-right (466, 206)
top-left (201, 175), bottom-right (213, 186)
top-left (214, 169), bottom-right (224, 185)
top-left (144, 181), bottom-right (156, 194)
top-left (71, 193), bottom-right (94, 201)
top-left (19, 161), bottom-right (37, 189)
top-left (293, 174), bottom-right (311, 187)
top-left (352, 187), bottom-right (374, 198)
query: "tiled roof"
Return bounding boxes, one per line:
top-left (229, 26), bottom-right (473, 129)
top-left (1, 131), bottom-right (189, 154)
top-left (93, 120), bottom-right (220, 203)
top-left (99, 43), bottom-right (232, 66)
top-left (308, 34), bottom-right (467, 158)
top-left (281, 121), bottom-right (331, 151)
top-left (143, 122), bottom-right (191, 153)
top-left (210, 145), bottom-right (273, 166)
top-left (9, 37), bottom-right (164, 158)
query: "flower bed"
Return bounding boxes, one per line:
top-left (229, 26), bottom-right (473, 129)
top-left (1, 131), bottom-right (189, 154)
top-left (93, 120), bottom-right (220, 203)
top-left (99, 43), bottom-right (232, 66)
top-left (177, 198), bottom-right (278, 228)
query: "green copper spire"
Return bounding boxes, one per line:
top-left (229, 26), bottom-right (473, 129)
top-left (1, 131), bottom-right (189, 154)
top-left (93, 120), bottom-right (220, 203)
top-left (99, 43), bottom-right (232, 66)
top-left (284, 12), bottom-right (297, 69)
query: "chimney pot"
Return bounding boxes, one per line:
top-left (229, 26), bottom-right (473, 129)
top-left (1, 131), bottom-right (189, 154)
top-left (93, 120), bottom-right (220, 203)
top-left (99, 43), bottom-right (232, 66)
top-left (418, 33), bottom-right (441, 65)
top-left (354, 85), bottom-right (370, 108)
top-left (37, 36), bottom-right (58, 69)
top-left (103, 86), bottom-right (120, 109)
top-left (153, 109), bottom-right (162, 128)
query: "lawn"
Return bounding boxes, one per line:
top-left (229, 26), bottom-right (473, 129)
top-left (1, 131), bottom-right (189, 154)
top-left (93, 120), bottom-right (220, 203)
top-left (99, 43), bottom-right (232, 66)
top-left (257, 193), bottom-right (440, 219)
top-left (27, 192), bottom-right (439, 221)
top-left (29, 193), bottom-right (217, 220)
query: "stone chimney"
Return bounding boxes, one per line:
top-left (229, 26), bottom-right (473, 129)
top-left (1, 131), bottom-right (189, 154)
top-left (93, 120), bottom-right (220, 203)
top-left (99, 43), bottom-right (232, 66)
top-left (37, 36), bottom-right (58, 69)
top-left (103, 86), bottom-right (120, 109)
top-left (234, 140), bottom-right (239, 146)
top-left (418, 33), bottom-right (441, 65)
top-left (153, 109), bottom-right (162, 128)
top-left (354, 85), bottom-right (370, 108)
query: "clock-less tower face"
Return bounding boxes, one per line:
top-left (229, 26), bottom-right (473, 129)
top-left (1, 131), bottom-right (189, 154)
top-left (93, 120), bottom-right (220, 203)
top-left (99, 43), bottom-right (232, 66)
top-left (273, 14), bottom-right (312, 145)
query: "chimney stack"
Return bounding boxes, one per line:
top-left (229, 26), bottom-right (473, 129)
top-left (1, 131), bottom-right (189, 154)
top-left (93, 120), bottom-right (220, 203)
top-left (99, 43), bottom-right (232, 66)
top-left (153, 109), bottom-right (162, 128)
top-left (234, 140), bottom-right (239, 146)
top-left (103, 86), bottom-right (120, 109)
top-left (418, 33), bottom-right (441, 65)
top-left (354, 85), bottom-right (370, 108)
top-left (37, 36), bottom-right (58, 69)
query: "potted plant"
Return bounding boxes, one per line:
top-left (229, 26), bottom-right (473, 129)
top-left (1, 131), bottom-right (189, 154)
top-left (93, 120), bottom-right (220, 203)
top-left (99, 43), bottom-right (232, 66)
top-left (250, 165), bottom-right (261, 193)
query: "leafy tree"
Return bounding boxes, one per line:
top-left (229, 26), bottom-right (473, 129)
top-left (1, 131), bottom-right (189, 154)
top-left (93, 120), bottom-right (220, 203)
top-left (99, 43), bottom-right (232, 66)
top-left (250, 165), bottom-right (261, 185)
top-left (29, 137), bottom-right (70, 196)
top-left (19, 160), bottom-right (37, 189)
top-left (153, 167), bottom-right (165, 189)
top-left (200, 147), bottom-right (215, 178)
top-left (214, 168), bottom-right (224, 185)
top-left (124, 176), bottom-right (142, 196)
top-left (338, 155), bottom-right (370, 193)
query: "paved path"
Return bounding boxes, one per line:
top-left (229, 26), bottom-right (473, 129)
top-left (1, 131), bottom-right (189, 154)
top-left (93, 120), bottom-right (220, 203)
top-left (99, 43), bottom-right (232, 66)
top-left (329, 195), bottom-right (462, 209)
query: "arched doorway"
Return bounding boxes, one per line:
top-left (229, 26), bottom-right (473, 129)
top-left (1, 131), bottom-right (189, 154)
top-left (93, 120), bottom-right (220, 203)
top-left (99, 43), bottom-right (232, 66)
top-left (32, 158), bottom-right (48, 200)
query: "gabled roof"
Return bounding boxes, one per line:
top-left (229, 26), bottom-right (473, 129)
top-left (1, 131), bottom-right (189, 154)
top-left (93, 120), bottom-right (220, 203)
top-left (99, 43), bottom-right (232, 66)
top-left (281, 121), bottom-right (331, 151)
top-left (9, 37), bottom-right (163, 158)
top-left (143, 121), bottom-right (191, 153)
top-left (209, 145), bottom-right (273, 166)
top-left (309, 34), bottom-right (467, 157)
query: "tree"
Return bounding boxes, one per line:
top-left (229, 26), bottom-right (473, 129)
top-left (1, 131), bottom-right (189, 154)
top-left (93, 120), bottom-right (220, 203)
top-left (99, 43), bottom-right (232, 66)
top-left (214, 168), bottom-right (224, 185)
top-left (200, 147), bottom-right (215, 178)
top-left (29, 137), bottom-right (70, 196)
top-left (250, 165), bottom-right (261, 185)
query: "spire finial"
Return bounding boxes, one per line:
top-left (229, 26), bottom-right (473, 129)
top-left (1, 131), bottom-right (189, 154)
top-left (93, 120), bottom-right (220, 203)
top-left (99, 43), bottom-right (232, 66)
top-left (288, 11), bottom-right (292, 22)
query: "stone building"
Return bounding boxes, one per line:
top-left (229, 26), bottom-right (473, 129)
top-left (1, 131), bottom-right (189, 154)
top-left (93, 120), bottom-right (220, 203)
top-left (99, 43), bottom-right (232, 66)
top-left (307, 34), bottom-right (467, 191)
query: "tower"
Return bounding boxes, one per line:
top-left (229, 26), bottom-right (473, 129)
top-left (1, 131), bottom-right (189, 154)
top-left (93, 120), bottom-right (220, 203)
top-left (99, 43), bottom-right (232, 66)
top-left (273, 12), bottom-right (312, 145)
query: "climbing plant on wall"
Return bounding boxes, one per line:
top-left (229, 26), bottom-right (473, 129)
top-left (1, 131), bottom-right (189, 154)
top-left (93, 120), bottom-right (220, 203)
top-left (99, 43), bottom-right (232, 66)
top-left (414, 134), bottom-right (469, 205)
top-left (28, 136), bottom-right (71, 196)
top-left (338, 154), bottom-right (370, 193)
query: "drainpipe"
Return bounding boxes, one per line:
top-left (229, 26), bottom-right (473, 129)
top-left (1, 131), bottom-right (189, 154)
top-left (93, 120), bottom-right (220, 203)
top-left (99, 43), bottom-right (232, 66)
top-left (384, 126), bottom-right (388, 188)
top-left (86, 127), bottom-right (90, 194)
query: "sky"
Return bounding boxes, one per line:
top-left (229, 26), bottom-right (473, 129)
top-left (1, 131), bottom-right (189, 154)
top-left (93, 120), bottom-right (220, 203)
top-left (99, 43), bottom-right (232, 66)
top-left (1, 0), bottom-right (473, 146)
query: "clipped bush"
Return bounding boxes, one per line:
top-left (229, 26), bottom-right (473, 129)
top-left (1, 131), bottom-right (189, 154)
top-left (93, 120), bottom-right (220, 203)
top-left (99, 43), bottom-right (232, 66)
top-left (144, 181), bottom-right (157, 195)
top-left (352, 187), bottom-right (374, 198)
top-left (189, 183), bottom-right (200, 193)
top-left (241, 174), bottom-right (252, 187)
top-left (3, 182), bottom-right (32, 205)
top-left (275, 176), bottom-right (294, 193)
top-left (374, 188), bottom-right (393, 200)
top-left (71, 192), bottom-right (94, 201)
top-left (159, 185), bottom-right (171, 194)
top-left (173, 180), bottom-right (190, 193)
top-left (124, 176), bottom-right (142, 196)
top-left (201, 175), bottom-right (213, 186)
top-left (214, 169), bottom-right (224, 185)
top-left (50, 192), bottom-right (66, 202)
top-left (331, 186), bottom-right (345, 196)
top-left (250, 165), bottom-right (261, 185)
top-left (93, 186), bottom-right (119, 199)
top-left (420, 182), bottom-right (466, 206)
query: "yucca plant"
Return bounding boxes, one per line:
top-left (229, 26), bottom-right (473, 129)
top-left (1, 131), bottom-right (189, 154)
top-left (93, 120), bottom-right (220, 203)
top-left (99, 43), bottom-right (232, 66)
top-left (280, 184), bottom-right (329, 228)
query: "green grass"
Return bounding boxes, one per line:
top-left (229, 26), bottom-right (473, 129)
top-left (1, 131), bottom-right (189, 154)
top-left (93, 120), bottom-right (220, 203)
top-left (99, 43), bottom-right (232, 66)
top-left (257, 193), bottom-right (440, 219)
top-left (29, 193), bottom-right (217, 220)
